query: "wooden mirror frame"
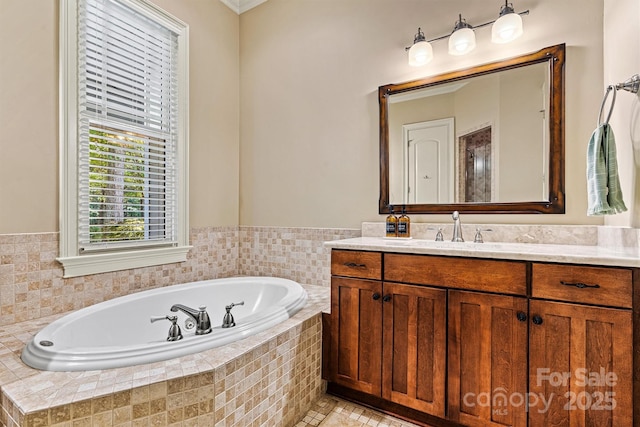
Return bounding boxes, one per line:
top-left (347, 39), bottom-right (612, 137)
top-left (379, 43), bottom-right (565, 214)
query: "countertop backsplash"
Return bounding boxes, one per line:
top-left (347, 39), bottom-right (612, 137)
top-left (362, 222), bottom-right (639, 249)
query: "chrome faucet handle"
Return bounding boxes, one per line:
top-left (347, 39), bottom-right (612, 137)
top-left (225, 301), bottom-right (244, 310)
top-left (435, 228), bottom-right (444, 241)
top-left (473, 227), bottom-right (493, 243)
top-left (222, 301), bottom-right (245, 328)
top-left (150, 315), bottom-right (183, 341)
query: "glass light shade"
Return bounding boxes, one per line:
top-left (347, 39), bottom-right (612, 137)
top-left (408, 41), bottom-right (433, 66)
top-left (492, 12), bottom-right (523, 43)
top-left (448, 27), bottom-right (476, 55)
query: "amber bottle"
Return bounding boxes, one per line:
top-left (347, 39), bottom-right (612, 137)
top-left (397, 206), bottom-right (411, 238)
top-left (385, 205), bottom-right (398, 237)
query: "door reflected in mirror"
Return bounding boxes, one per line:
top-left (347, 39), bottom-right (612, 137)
top-left (379, 44), bottom-right (565, 214)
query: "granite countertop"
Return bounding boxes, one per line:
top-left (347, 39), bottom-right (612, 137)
top-left (325, 237), bottom-right (640, 268)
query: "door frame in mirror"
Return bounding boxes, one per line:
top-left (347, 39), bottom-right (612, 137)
top-left (379, 43), bottom-right (565, 214)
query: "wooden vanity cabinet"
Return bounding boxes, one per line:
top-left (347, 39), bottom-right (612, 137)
top-left (528, 263), bottom-right (634, 426)
top-left (330, 250), bottom-right (447, 417)
top-left (328, 249), bottom-right (636, 427)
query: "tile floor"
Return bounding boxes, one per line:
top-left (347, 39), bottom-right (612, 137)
top-left (295, 394), bottom-right (422, 427)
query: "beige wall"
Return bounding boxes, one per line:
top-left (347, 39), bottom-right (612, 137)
top-left (0, 0), bottom-right (240, 234)
top-left (2, 0), bottom-right (629, 233)
top-left (239, 0), bottom-right (606, 227)
top-left (604, 0), bottom-right (640, 228)
top-left (0, 0), bottom-right (58, 233)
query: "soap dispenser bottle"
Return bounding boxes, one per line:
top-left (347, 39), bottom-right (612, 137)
top-left (397, 206), bottom-right (411, 238)
top-left (385, 205), bottom-right (398, 237)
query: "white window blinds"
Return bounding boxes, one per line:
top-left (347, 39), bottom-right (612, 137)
top-left (78, 0), bottom-right (178, 251)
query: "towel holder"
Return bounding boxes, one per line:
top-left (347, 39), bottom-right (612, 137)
top-left (598, 74), bottom-right (640, 126)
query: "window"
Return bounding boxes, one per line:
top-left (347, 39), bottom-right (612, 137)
top-left (59, 0), bottom-right (190, 277)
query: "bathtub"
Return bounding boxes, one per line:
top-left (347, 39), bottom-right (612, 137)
top-left (21, 276), bottom-right (308, 371)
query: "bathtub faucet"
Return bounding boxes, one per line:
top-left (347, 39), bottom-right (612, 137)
top-left (170, 304), bottom-right (212, 335)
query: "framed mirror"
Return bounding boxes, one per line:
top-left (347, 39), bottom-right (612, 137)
top-left (379, 44), bottom-right (565, 214)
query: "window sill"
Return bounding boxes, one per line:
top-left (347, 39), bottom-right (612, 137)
top-left (57, 245), bottom-right (192, 278)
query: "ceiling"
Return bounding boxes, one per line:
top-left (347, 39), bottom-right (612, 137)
top-left (219, 0), bottom-right (268, 14)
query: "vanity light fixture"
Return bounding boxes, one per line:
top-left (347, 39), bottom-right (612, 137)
top-left (407, 28), bottom-right (434, 66)
top-left (492, 1), bottom-right (524, 43)
top-left (406, 1), bottom-right (529, 66)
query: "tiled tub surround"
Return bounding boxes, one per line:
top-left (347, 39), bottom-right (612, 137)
top-left (0, 226), bottom-right (358, 427)
top-left (0, 226), bottom-right (360, 327)
top-left (0, 284), bottom-right (329, 427)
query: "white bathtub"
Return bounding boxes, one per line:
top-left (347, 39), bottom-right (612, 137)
top-left (21, 276), bottom-right (308, 371)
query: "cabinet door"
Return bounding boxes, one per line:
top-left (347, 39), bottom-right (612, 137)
top-left (529, 300), bottom-right (633, 427)
top-left (448, 291), bottom-right (528, 427)
top-left (382, 283), bottom-right (446, 417)
top-left (330, 277), bottom-right (383, 395)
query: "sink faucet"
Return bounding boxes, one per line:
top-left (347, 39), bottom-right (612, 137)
top-left (451, 211), bottom-right (464, 242)
top-left (170, 304), bottom-right (212, 335)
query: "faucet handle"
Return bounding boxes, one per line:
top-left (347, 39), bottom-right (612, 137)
top-left (473, 227), bottom-right (493, 243)
top-left (222, 301), bottom-right (245, 328)
top-left (225, 301), bottom-right (245, 310)
top-left (435, 228), bottom-right (444, 241)
top-left (150, 314), bottom-right (177, 323)
top-left (150, 315), bottom-right (183, 341)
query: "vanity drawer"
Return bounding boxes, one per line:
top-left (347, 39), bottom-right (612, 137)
top-left (384, 254), bottom-right (527, 295)
top-left (531, 263), bottom-right (632, 308)
top-left (331, 250), bottom-right (382, 280)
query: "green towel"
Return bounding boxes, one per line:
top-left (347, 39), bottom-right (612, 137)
top-left (586, 123), bottom-right (627, 215)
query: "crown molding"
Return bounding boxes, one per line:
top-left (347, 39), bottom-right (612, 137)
top-left (219, 0), bottom-right (268, 14)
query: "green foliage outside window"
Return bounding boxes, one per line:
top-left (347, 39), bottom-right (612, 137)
top-left (88, 128), bottom-right (146, 242)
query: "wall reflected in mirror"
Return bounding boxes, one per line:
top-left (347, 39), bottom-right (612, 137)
top-left (388, 62), bottom-right (549, 205)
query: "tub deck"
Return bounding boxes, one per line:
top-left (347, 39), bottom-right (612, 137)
top-left (0, 284), bottom-right (329, 427)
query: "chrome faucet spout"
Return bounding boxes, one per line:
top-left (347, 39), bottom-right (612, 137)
top-left (170, 304), bottom-right (212, 335)
top-left (452, 210), bottom-right (464, 242)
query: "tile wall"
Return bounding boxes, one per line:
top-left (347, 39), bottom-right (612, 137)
top-left (0, 226), bottom-right (360, 328)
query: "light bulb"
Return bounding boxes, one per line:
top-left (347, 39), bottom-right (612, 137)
top-left (408, 40), bottom-right (433, 66)
top-left (448, 27), bottom-right (476, 56)
top-left (492, 12), bottom-right (523, 43)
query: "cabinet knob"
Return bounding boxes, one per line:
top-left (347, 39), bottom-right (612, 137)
top-left (532, 315), bottom-right (543, 325)
top-left (382, 294), bottom-right (392, 302)
top-left (516, 311), bottom-right (527, 322)
top-left (372, 293), bottom-right (381, 300)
